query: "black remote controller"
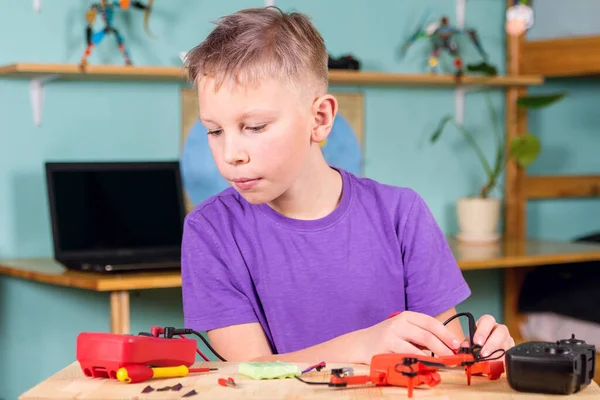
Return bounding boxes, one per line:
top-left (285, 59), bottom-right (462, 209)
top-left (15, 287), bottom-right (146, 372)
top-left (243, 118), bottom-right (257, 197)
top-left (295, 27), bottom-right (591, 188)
top-left (505, 334), bottom-right (596, 395)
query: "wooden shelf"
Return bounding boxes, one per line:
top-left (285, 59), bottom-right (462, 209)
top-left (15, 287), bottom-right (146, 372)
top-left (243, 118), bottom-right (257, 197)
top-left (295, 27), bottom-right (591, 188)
top-left (524, 175), bottom-right (600, 199)
top-left (0, 62), bottom-right (543, 127)
top-left (521, 35), bottom-right (600, 77)
top-left (328, 70), bottom-right (543, 87)
top-left (0, 63), bottom-right (188, 82)
top-left (0, 62), bottom-right (544, 87)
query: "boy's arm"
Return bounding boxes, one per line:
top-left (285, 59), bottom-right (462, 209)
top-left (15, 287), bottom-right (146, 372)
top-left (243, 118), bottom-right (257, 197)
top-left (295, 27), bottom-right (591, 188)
top-left (209, 310), bottom-right (463, 364)
top-left (206, 323), bottom-right (273, 362)
top-left (207, 322), bottom-right (362, 363)
top-left (399, 192), bottom-right (514, 355)
top-left (400, 191), bottom-right (472, 318)
top-left (182, 214), bottom-right (271, 361)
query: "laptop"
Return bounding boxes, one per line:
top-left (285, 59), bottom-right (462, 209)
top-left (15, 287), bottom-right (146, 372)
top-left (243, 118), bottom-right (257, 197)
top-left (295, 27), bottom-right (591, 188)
top-left (45, 161), bottom-right (186, 273)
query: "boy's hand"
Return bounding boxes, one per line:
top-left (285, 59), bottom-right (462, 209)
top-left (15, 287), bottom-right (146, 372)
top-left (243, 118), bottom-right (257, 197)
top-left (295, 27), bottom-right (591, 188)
top-left (354, 311), bottom-right (462, 364)
top-left (472, 314), bottom-right (515, 357)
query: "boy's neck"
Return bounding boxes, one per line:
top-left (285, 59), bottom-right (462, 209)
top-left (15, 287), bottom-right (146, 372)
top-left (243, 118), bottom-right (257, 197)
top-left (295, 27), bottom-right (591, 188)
top-left (267, 150), bottom-right (343, 221)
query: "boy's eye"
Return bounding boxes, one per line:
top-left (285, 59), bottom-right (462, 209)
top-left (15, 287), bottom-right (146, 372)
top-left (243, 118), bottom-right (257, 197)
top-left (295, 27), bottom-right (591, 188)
top-left (207, 129), bottom-right (222, 136)
top-left (246, 124), bottom-right (266, 133)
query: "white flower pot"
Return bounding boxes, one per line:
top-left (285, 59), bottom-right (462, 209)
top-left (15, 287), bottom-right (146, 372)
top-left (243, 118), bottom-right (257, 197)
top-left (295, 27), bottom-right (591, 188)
top-left (456, 197), bottom-right (502, 243)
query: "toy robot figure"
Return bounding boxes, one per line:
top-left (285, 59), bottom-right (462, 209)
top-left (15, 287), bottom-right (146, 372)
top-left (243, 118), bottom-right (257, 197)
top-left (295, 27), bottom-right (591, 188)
top-left (401, 15), bottom-right (497, 77)
top-left (79, 0), bottom-right (154, 69)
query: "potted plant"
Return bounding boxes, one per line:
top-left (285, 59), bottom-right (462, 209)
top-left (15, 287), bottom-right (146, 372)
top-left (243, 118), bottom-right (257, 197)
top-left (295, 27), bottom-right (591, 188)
top-left (430, 90), bottom-right (565, 243)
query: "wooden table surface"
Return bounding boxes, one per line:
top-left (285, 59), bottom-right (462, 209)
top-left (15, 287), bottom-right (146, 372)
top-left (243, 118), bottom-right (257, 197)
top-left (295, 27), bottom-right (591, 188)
top-left (447, 236), bottom-right (600, 270)
top-left (2, 237), bottom-right (600, 292)
top-left (0, 257), bottom-right (182, 291)
top-left (19, 361), bottom-right (600, 400)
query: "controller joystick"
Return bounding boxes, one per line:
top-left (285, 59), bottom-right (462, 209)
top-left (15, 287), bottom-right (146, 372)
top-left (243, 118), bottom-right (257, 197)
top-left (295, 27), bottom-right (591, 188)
top-left (558, 333), bottom-right (586, 346)
top-left (505, 333), bottom-right (595, 395)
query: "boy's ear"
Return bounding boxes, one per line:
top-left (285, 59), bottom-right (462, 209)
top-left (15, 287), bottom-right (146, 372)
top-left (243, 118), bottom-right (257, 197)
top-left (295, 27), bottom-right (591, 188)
top-left (311, 94), bottom-right (338, 143)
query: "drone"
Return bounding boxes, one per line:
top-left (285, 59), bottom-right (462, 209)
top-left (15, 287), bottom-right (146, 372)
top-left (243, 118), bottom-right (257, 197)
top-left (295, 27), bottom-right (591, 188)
top-left (296, 312), bottom-right (506, 398)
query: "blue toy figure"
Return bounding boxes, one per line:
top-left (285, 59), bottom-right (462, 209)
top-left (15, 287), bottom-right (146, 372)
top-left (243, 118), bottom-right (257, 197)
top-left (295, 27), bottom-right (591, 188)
top-left (181, 114), bottom-right (363, 206)
top-left (79, 0), bottom-right (154, 69)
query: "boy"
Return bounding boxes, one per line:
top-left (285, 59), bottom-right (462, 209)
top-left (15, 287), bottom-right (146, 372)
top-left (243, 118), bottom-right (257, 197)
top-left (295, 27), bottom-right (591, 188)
top-left (181, 6), bottom-right (514, 364)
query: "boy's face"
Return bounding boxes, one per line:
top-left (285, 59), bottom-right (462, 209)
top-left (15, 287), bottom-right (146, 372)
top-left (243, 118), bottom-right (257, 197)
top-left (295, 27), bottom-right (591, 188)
top-left (198, 76), bottom-right (326, 205)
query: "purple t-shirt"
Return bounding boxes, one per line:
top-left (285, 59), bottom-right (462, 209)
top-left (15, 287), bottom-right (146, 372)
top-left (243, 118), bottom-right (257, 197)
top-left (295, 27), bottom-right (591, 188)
top-left (181, 168), bottom-right (471, 355)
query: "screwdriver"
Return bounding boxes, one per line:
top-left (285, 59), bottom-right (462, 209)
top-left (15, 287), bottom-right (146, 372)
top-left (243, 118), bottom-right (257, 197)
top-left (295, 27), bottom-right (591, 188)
top-left (116, 364), bottom-right (218, 383)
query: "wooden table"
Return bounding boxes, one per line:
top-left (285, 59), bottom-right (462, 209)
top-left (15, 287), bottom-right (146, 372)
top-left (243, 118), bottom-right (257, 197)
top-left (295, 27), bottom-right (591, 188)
top-left (18, 360), bottom-right (600, 399)
top-left (447, 236), bottom-right (600, 270)
top-left (0, 258), bottom-right (181, 334)
top-left (2, 237), bottom-right (600, 335)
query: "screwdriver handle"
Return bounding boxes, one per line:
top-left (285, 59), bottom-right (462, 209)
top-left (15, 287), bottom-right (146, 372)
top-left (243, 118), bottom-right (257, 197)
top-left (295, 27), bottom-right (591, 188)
top-left (116, 364), bottom-right (189, 383)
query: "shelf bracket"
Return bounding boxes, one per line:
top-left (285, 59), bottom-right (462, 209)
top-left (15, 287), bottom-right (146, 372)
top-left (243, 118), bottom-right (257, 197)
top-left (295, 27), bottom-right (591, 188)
top-left (29, 74), bottom-right (60, 127)
top-left (454, 0), bottom-right (466, 125)
top-left (454, 86), bottom-right (485, 125)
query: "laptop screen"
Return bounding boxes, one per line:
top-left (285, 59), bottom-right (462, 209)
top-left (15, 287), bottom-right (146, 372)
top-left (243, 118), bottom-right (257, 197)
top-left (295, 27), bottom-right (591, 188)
top-left (45, 161), bottom-right (186, 261)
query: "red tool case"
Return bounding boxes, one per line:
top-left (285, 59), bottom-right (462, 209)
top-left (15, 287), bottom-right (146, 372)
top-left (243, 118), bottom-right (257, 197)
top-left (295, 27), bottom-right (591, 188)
top-left (76, 332), bottom-right (197, 379)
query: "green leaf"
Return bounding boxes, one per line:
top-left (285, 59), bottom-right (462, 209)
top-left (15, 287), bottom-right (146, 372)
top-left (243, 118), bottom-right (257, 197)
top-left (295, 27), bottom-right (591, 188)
top-left (517, 93), bottom-right (566, 109)
top-left (430, 115), bottom-right (453, 143)
top-left (466, 62), bottom-right (498, 76)
top-left (510, 134), bottom-right (541, 167)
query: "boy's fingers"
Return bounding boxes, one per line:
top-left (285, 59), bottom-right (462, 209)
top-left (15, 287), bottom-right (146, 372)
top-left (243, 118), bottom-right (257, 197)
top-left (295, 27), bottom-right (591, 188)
top-left (390, 340), bottom-right (429, 357)
top-left (473, 314), bottom-right (496, 346)
top-left (404, 312), bottom-right (461, 351)
top-left (481, 324), bottom-right (510, 357)
top-left (399, 323), bottom-right (456, 357)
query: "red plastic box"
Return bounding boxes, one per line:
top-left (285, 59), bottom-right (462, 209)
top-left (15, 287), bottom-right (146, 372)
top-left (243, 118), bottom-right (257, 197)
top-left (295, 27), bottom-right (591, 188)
top-left (76, 332), bottom-right (197, 379)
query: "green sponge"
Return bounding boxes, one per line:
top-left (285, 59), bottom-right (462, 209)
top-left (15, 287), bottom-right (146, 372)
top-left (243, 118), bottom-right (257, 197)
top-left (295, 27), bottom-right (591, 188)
top-left (238, 361), bottom-right (301, 380)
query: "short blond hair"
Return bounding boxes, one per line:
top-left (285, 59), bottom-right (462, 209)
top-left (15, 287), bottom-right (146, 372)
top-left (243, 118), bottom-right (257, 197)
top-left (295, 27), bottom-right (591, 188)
top-left (185, 7), bottom-right (328, 96)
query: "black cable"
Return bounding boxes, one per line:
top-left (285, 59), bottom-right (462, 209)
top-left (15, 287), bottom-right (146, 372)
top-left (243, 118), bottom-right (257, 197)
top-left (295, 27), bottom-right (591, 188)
top-left (442, 312), bottom-right (477, 346)
top-left (294, 375), bottom-right (331, 385)
top-left (478, 348), bottom-right (506, 362)
top-left (189, 329), bottom-right (228, 362)
top-left (164, 327), bottom-right (228, 362)
top-left (431, 311), bottom-right (478, 359)
top-left (436, 312), bottom-right (507, 363)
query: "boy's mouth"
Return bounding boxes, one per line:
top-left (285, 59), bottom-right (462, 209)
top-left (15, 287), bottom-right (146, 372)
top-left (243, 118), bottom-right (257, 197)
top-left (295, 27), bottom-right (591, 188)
top-left (231, 177), bottom-right (261, 190)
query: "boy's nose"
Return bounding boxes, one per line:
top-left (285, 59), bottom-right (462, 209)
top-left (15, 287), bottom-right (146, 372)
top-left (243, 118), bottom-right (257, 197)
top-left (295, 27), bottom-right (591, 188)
top-left (223, 140), bottom-right (249, 166)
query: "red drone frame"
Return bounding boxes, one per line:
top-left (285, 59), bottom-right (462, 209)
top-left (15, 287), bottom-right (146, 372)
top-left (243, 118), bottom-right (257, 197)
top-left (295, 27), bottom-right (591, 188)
top-left (296, 351), bottom-right (504, 398)
top-left (296, 312), bottom-right (506, 398)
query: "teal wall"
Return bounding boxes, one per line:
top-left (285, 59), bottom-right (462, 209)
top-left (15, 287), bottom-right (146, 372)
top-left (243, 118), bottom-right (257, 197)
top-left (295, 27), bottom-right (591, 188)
top-left (2, 0), bottom-right (595, 398)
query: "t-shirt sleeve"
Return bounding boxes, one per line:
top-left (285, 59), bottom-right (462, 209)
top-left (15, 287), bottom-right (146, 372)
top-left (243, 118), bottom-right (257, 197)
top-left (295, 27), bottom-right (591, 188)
top-left (400, 191), bottom-right (471, 316)
top-left (181, 213), bottom-right (259, 332)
